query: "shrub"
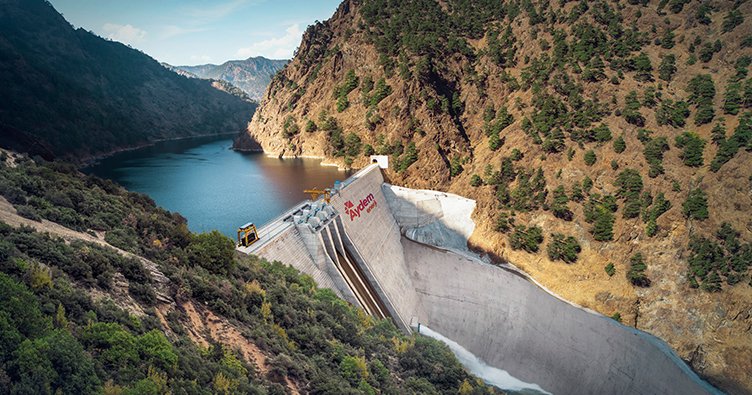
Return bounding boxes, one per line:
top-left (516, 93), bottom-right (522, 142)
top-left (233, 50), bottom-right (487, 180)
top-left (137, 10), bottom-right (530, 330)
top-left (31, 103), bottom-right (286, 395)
top-left (469, 174), bottom-right (482, 187)
top-left (187, 231), bottom-right (236, 274)
top-left (16, 205), bottom-right (41, 221)
top-left (605, 262), bottom-right (615, 277)
top-left (627, 253), bottom-right (650, 287)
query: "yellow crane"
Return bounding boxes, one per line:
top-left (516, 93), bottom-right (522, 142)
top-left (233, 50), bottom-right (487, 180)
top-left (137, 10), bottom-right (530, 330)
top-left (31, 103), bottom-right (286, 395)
top-left (237, 222), bottom-right (259, 247)
top-left (304, 188), bottom-right (332, 203)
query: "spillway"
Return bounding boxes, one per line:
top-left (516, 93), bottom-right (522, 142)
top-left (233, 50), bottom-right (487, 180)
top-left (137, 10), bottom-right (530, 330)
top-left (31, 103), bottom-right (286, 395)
top-left (237, 163), bottom-right (720, 395)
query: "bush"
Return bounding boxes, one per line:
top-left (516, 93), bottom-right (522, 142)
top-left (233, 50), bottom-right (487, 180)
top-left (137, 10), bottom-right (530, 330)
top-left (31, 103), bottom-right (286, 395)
top-left (604, 262), bottom-right (615, 277)
top-left (469, 174), bottom-right (482, 187)
top-left (547, 233), bottom-right (581, 263)
top-left (187, 231), bottom-right (236, 274)
top-left (627, 253), bottom-right (650, 287)
top-left (16, 205), bottom-right (41, 221)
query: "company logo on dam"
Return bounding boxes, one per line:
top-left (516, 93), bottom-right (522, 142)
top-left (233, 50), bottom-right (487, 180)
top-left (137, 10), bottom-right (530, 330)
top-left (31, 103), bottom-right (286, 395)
top-left (344, 193), bottom-right (377, 221)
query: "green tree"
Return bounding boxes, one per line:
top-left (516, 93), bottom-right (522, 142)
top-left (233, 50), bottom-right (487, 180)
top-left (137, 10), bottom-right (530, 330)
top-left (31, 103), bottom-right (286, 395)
top-left (613, 135), bottom-right (626, 153)
top-left (722, 10), bottom-right (744, 33)
top-left (674, 131), bottom-right (706, 167)
top-left (687, 74), bottom-right (716, 125)
top-left (547, 233), bottom-right (581, 263)
top-left (623, 91), bottom-right (645, 126)
top-left (398, 142), bottom-right (418, 173)
top-left (723, 82), bottom-right (742, 115)
top-left (605, 262), bottom-right (616, 277)
top-left (509, 225), bottom-right (544, 253)
top-left (583, 150), bottom-right (596, 166)
top-left (682, 188), bottom-right (709, 220)
top-left (631, 52), bottom-right (653, 82)
top-left (658, 54), bottom-right (676, 82)
top-left (627, 253), bottom-right (650, 287)
top-left (344, 133), bottom-right (362, 157)
top-left (592, 207), bottom-right (615, 242)
top-left (470, 174), bottom-right (483, 187)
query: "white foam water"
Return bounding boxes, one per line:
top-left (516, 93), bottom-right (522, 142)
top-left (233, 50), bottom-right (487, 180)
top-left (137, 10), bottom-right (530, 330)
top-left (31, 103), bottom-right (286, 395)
top-left (414, 324), bottom-right (552, 395)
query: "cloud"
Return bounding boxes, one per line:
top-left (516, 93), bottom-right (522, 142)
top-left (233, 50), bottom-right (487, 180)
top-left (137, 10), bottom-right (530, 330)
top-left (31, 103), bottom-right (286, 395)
top-left (181, 0), bottom-right (255, 22)
top-left (102, 23), bottom-right (147, 45)
top-left (161, 25), bottom-right (209, 40)
top-left (236, 24), bottom-right (301, 59)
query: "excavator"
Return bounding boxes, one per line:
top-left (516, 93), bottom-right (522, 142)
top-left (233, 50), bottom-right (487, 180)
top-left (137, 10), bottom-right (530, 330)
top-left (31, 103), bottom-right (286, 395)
top-left (237, 188), bottom-right (333, 248)
top-left (237, 222), bottom-right (259, 247)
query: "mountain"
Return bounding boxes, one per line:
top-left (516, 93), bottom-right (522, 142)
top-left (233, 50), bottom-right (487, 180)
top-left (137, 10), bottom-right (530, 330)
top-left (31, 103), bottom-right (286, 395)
top-left (240, 0), bottom-right (752, 392)
top-left (176, 57), bottom-right (288, 101)
top-left (0, 0), bottom-right (257, 161)
top-left (0, 149), bottom-right (499, 394)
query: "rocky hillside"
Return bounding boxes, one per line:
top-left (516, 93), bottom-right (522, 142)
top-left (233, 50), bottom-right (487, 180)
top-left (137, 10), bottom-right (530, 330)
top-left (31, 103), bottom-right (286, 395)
top-left (241, 0), bottom-right (752, 392)
top-left (0, 150), bottom-right (499, 394)
top-left (177, 57), bottom-right (288, 101)
top-left (0, 0), bottom-right (255, 161)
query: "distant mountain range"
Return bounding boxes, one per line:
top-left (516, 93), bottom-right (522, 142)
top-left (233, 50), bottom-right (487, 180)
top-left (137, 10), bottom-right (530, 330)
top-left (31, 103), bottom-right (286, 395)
top-left (0, 0), bottom-right (256, 160)
top-left (174, 57), bottom-right (288, 101)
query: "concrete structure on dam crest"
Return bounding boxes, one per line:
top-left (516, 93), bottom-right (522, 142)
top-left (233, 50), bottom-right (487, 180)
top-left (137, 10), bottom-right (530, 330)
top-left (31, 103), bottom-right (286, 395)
top-left (238, 164), bottom-right (719, 395)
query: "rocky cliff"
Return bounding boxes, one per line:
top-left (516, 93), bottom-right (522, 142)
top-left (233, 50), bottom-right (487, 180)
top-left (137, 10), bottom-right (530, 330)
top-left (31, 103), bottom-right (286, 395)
top-left (240, 0), bottom-right (752, 392)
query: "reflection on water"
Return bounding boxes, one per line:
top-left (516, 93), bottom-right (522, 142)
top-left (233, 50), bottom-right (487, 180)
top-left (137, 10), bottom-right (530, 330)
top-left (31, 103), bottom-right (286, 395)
top-left (85, 135), bottom-right (351, 237)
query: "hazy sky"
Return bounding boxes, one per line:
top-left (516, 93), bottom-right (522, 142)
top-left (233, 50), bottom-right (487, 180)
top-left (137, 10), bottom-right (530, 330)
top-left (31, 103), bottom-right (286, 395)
top-left (49, 0), bottom-right (341, 65)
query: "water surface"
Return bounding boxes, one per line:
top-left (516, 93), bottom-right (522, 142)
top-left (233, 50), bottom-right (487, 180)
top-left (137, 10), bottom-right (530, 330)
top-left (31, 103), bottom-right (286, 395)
top-left (86, 135), bottom-right (350, 238)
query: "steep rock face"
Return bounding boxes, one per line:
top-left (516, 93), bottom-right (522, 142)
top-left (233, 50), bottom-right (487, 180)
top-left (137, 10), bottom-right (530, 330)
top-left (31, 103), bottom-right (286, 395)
top-left (0, 0), bottom-right (256, 160)
top-left (177, 57), bottom-right (289, 101)
top-left (243, 0), bottom-right (752, 392)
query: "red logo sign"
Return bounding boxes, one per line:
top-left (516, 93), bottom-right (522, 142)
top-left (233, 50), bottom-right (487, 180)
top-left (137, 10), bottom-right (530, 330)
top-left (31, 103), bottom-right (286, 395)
top-left (344, 193), bottom-right (377, 221)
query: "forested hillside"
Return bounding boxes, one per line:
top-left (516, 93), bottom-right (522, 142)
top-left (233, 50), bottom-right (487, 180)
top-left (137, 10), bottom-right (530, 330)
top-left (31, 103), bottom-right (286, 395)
top-left (0, 150), bottom-right (498, 394)
top-left (0, 0), bottom-right (255, 160)
top-left (241, 0), bottom-right (752, 392)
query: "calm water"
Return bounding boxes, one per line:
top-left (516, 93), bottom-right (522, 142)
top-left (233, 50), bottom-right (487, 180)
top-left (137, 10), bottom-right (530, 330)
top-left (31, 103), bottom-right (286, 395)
top-left (85, 135), bottom-right (350, 238)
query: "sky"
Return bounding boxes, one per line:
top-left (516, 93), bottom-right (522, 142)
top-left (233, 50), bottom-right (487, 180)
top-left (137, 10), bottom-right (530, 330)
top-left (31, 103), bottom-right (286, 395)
top-left (49, 0), bottom-right (341, 66)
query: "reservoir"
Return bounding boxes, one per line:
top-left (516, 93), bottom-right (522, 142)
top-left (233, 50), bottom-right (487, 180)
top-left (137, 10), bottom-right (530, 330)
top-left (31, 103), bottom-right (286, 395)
top-left (85, 135), bottom-right (350, 238)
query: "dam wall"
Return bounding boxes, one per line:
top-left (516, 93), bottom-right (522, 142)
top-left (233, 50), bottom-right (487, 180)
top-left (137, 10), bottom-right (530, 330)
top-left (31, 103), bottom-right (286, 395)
top-left (239, 164), bottom-right (718, 395)
top-left (327, 166), bottom-right (427, 329)
top-left (403, 239), bottom-right (716, 395)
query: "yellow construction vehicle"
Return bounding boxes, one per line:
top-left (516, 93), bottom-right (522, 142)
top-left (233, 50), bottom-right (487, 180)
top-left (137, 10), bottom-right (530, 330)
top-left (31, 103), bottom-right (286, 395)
top-left (304, 188), bottom-right (332, 203)
top-left (237, 222), bottom-right (259, 247)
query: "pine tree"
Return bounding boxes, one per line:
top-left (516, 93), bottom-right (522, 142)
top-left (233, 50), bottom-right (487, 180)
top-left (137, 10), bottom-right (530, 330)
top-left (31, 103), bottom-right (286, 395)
top-left (683, 188), bottom-right (709, 220)
top-left (627, 253), bottom-right (650, 287)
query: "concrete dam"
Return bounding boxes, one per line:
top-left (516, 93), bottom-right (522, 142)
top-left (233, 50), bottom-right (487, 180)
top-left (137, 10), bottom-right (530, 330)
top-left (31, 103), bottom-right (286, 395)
top-left (237, 163), bottom-right (719, 395)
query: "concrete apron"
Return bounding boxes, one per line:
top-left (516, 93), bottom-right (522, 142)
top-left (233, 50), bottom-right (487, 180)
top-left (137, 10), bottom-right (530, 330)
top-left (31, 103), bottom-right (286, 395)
top-left (243, 164), bottom-right (720, 395)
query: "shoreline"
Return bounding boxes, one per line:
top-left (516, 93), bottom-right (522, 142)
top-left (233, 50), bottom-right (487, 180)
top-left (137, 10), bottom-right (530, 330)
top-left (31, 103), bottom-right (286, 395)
top-left (80, 131), bottom-right (245, 168)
